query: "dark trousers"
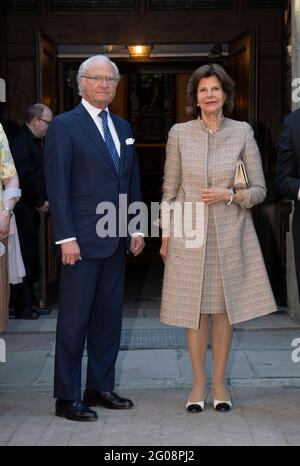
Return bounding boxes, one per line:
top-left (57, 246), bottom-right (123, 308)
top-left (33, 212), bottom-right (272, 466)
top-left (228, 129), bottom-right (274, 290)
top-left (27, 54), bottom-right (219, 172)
top-left (54, 239), bottom-right (127, 401)
top-left (10, 206), bottom-right (40, 315)
top-left (293, 209), bottom-right (300, 300)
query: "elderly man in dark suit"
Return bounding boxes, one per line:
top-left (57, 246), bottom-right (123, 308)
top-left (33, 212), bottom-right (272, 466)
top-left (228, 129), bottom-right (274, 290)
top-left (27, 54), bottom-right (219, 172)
top-left (276, 107), bottom-right (300, 301)
top-left (44, 55), bottom-right (144, 422)
top-left (9, 103), bottom-right (52, 319)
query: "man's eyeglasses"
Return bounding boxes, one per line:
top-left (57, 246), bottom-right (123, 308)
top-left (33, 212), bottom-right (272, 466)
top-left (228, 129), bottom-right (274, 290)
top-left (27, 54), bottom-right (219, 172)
top-left (39, 117), bottom-right (52, 124)
top-left (80, 75), bottom-right (118, 85)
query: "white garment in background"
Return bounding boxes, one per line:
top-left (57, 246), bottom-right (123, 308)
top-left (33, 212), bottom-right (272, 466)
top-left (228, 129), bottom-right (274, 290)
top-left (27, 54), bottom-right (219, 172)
top-left (1, 187), bottom-right (25, 283)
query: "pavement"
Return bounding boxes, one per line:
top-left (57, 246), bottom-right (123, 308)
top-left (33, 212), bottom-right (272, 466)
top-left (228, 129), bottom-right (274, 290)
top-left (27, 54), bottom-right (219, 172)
top-left (1, 301), bottom-right (300, 446)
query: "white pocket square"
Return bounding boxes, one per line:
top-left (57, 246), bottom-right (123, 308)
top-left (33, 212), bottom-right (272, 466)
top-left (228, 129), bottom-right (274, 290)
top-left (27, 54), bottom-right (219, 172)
top-left (125, 138), bottom-right (135, 145)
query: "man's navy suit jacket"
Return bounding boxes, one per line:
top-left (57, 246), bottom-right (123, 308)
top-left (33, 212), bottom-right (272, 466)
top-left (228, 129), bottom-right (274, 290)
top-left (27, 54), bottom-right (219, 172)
top-left (44, 103), bottom-right (142, 258)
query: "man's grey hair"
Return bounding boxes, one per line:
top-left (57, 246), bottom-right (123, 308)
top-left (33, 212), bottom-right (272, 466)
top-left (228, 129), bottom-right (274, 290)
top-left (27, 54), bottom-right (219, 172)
top-left (77, 55), bottom-right (120, 96)
top-left (25, 103), bottom-right (50, 123)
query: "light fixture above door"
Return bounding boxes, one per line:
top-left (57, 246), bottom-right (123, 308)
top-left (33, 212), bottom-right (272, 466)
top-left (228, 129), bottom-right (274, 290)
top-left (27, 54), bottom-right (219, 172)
top-left (126, 45), bottom-right (153, 58)
top-left (57, 43), bottom-right (228, 59)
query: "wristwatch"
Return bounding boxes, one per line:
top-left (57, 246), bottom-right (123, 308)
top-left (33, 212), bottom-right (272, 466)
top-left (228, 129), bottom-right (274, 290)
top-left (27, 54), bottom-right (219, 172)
top-left (3, 207), bottom-right (14, 217)
top-left (226, 188), bottom-right (236, 206)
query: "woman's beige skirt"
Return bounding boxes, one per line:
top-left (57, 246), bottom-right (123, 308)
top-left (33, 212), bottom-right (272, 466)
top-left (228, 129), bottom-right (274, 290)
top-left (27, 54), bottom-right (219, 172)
top-left (0, 242), bottom-right (9, 333)
top-left (200, 211), bottom-right (226, 314)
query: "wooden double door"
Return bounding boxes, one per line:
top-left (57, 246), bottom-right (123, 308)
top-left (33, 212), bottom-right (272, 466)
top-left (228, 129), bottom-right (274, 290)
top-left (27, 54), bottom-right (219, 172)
top-left (36, 29), bottom-right (264, 307)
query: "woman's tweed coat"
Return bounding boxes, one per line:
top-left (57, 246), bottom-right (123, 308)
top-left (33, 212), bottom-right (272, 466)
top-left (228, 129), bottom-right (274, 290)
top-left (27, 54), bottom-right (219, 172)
top-left (160, 118), bottom-right (277, 327)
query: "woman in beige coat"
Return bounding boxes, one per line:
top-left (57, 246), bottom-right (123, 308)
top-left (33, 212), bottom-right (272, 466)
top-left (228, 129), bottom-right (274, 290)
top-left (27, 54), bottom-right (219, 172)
top-left (0, 123), bottom-right (19, 333)
top-left (160, 64), bottom-right (276, 413)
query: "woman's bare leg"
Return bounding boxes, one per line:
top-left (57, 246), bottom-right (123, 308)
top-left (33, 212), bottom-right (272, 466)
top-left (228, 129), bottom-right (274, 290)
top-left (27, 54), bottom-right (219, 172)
top-left (211, 313), bottom-right (233, 400)
top-left (185, 315), bottom-right (209, 402)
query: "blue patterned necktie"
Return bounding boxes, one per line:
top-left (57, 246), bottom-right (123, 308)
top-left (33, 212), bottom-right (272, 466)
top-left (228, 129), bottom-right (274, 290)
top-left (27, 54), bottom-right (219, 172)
top-left (99, 110), bottom-right (120, 175)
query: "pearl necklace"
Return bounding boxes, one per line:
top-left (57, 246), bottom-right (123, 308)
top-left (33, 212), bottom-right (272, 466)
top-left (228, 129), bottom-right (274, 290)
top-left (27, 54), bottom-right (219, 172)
top-left (207, 127), bottom-right (217, 135)
top-left (200, 116), bottom-right (224, 134)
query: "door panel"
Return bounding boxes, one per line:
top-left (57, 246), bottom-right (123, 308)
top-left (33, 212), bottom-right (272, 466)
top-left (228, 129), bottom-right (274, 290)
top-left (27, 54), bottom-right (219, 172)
top-left (109, 74), bottom-right (128, 119)
top-left (229, 29), bottom-right (286, 304)
top-left (228, 29), bottom-right (258, 129)
top-left (176, 74), bottom-right (191, 123)
top-left (35, 29), bottom-right (59, 309)
top-left (35, 29), bottom-right (57, 111)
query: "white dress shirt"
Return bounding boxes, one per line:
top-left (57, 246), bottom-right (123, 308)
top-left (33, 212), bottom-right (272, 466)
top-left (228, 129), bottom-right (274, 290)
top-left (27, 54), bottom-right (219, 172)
top-left (56, 98), bottom-right (121, 245)
top-left (81, 98), bottom-right (121, 156)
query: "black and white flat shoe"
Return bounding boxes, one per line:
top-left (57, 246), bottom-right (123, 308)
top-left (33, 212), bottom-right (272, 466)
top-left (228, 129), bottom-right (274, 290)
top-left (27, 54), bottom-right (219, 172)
top-left (212, 390), bottom-right (232, 412)
top-left (186, 391), bottom-right (206, 413)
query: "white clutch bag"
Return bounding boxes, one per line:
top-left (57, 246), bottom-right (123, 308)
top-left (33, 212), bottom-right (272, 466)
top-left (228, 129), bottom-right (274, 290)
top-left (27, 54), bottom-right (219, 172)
top-left (234, 160), bottom-right (249, 189)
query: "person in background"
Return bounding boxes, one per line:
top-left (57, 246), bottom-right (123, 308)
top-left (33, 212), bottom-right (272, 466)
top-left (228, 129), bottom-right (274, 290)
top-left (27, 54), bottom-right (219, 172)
top-left (160, 64), bottom-right (277, 413)
top-left (9, 103), bottom-right (52, 319)
top-left (275, 107), bottom-right (300, 302)
top-left (0, 123), bottom-right (21, 333)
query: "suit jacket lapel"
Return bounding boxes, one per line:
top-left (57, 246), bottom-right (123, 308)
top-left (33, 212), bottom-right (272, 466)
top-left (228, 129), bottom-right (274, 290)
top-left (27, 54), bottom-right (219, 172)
top-left (73, 103), bottom-right (116, 174)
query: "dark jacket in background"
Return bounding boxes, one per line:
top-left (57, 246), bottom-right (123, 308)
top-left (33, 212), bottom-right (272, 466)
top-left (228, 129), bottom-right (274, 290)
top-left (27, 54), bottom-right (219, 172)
top-left (275, 107), bottom-right (300, 297)
top-left (9, 124), bottom-right (47, 213)
top-left (8, 124), bottom-right (47, 314)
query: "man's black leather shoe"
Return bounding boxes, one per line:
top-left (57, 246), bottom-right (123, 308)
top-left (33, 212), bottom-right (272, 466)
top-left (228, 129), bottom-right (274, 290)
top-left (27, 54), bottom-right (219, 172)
top-left (55, 399), bottom-right (98, 421)
top-left (83, 390), bottom-right (134, 410)
top-left (12, 306), bottom-right (39, 319)
top-left (33, 306), bottom-right (52, 317)
top-left (14, 314), bottom-right (39, 320)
